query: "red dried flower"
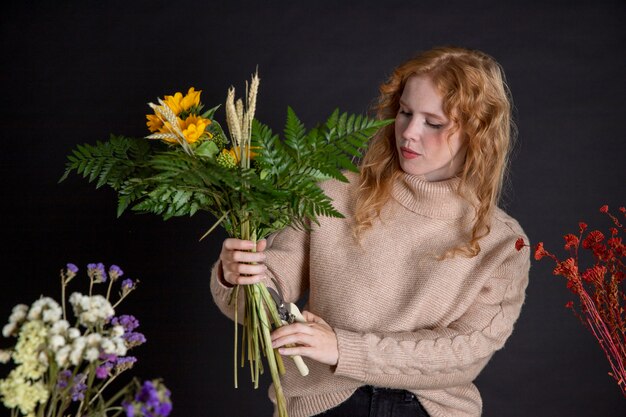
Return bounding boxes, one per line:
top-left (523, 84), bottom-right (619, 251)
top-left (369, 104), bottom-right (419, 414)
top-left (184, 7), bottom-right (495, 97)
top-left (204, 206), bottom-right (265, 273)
top-left (515, 237), bottom-right (526, 251)
top-left (565, 301), bottom-right (574, 309)
top-left (563, 234), bottom-right (579, 251)
top-left (581, 265), bottom-right (606, 284)
top-left (620, 207), bottom-right (625, 214)
top-left (582, 230), bottom-right (605, 249)
top-left (553, 257), bottom-right (578, 279)
top-left (579, 222), bottom-right (588, 234)
top-left (600, 205), bottom-right (609, 213)
top-left (534, 242), bottom-right (547, 260)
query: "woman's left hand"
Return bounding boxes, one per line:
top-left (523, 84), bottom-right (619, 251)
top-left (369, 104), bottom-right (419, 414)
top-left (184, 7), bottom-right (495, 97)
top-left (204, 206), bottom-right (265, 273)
top-left (271, 310), bottom-right (338, 366)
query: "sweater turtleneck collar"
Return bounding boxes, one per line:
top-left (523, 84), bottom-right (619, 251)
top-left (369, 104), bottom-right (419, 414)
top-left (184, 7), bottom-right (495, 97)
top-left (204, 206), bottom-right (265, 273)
top-left (391, 172), bottom-right (471, 219)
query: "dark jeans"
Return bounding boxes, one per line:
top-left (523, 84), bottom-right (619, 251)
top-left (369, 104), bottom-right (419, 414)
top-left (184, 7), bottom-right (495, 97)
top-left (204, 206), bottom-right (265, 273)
top-left (313, 385), bottom-right (430, 417)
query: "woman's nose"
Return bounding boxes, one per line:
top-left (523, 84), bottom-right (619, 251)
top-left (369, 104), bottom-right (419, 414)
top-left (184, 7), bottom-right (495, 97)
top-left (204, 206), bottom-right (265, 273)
top-left (401, 119), bottom-right (422, 142)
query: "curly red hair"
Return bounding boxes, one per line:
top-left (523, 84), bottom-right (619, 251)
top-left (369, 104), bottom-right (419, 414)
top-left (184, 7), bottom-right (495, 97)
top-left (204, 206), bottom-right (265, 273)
top-left (354, 46), bottom-right (516, 257)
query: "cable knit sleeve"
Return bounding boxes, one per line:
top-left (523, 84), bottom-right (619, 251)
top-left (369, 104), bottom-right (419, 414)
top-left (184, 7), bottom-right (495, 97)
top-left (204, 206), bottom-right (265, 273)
top-left (210, 260), bottom-right (245, 323)
top-left (333, 242), bottom-right (531, 390)
top-left (263, 224), bottom-right (311, 304)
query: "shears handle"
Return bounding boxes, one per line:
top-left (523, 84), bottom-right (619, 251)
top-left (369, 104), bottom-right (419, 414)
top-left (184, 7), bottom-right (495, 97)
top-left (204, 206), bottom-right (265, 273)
top-left (282, 302), bottom-right (309, 376)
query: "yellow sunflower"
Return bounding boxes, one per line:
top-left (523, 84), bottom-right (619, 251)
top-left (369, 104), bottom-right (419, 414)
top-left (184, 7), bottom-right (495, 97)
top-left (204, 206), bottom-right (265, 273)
top-left (163, 87), bottom-right (202, 116)
top-left (179, 115), bottom-right (212, 144)
top-left (146, 113), bottom-right (164, 133)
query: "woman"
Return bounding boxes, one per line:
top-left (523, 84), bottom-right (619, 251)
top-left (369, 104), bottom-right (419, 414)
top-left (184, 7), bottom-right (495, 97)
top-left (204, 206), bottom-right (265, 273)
top-left (211, 46), bottom-right (530, 417)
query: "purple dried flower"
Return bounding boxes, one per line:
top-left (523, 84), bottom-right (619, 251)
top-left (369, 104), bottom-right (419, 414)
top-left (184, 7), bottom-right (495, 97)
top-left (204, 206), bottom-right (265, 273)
top-left (64, 263), bottom-right (79, 281)
top-left (71, 373), bottom-right (87, 401)
top-left (99, 352), bottom-right (118, 362)
top-left (157, 400), bottom-right (173, 416)
top-left (115, 356), bottom-right (137, 373)
top-left (56, 369), bottom-right (72, 389)
top-left (116, 356), bottom-right (138, 366)
top-left (125, 332), bottom-right (146, 347)
top-left (122, 400), bottom-right (135, 417)
top-left (96, 364), bottom-right (112, 379)
top-left (108, 265), bottom-right (124, 281)
top-left (121, 279), bottom-right (135, 293)
top-left (157, 402), bottom-right (173, 416)
top-left (124, 379), bottom-right (172, 417)
top-left (111, 315), bottom-right (140, 332)
top-left (88, 262), bottom-right (107, 283)
top-left (137, 380), bottom-right (160, 407)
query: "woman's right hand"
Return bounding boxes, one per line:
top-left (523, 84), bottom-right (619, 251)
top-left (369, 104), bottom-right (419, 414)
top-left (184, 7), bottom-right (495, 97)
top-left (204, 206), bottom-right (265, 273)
top-left (219, 238), bottom-right (268, 286)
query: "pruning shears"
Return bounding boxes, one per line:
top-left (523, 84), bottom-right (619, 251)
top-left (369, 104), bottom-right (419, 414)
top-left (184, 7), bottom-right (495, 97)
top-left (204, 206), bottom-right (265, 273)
top-left (267, 281), bottom-right (310, 376)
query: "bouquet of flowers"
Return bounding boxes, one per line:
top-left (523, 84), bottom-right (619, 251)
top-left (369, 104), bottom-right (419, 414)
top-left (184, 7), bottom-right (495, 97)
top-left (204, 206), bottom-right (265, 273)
top-left (0, 263), bottom-right (173, 417)
top-left (58, 71), bottom-right (392, 416)
top-left (516, 205), bottom-right (625, 396)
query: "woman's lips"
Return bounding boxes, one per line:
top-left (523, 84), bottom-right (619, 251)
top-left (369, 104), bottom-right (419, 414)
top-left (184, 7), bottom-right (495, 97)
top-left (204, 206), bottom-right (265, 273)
top-left (400, 146), bottom-right (420, 160)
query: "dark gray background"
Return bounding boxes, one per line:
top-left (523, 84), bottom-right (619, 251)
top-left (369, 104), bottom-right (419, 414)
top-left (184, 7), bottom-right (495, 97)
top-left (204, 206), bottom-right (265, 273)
top-left (1, 1), bottom-right (625, 416)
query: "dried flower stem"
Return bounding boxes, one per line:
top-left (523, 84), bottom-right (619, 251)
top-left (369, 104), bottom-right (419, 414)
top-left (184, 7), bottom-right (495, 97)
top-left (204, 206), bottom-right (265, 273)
top-left (580, 287), bottom-right (626, 393)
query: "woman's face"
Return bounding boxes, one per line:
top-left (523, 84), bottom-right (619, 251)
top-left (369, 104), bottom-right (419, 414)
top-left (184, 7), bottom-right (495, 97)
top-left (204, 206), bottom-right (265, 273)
top-left (394, 75), bottom-right (466, 181)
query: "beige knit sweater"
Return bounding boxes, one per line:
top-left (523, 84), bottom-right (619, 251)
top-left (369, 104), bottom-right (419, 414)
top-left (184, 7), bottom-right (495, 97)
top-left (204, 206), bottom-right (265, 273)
top-left (210, 171), bottom-right (531, 417)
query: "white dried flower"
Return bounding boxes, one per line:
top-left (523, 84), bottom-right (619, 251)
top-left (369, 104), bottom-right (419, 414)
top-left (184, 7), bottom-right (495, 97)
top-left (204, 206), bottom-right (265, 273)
top-left (69, 337), bottom-right (86, 366)
top-left (55, 345), bottom-right (71, 367)
top-left (0, 349), bottom-right (11, 364)
top-left (2, 322), bottom-right (17, 338)
top-left (42, 307), bottom-right (61, 324)
top-left (2, 304), bottom-right (29, 337)
top-left (69, 293), bottom-right (114, 327)
top-left (50, 320), bottom-right (70, 335)
top-left (113, 338), bottom-right (128, 356)
top-left (84, 347), bottom-right (99, 362)
top-left (67, 328), bottom-right (81, 340)
top-left (37, 351), bottom-right (48, 367)
top-left (85, 333), bottom-right (102, 347)
top-left (8, 304), bottom-right (28, 324)
top-left (27, 297), bottom-right (61, 323)
top-left (49, 334), bottom-right (66, 352)
top-left (111, 325), bottom-right (124, 337)
top-left (100, 338), bottom-right (115, 354)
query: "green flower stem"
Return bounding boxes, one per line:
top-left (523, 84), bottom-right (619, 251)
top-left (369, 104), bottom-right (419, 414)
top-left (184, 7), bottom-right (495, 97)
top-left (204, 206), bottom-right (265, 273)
top-left (259, 284), bottom-right (286, 375)
top-left (233, 284), bottom-right (240, 389)
top-left (108, 407), bottom-right (124, 417)
top-left (45, 358), bottom-right (59, 417)
top-left (89, 372), bottom-right (121, 407)
top-left (199, 210), bottom-right (230, 242)
top-left (254, 284), bottom-right (287, 417)
top-left (77, 363), bottom-right (97, 416)
top-left (103, 380), bottom-right (134, 409)
top-left (229, 218), bottom-right (289, 416)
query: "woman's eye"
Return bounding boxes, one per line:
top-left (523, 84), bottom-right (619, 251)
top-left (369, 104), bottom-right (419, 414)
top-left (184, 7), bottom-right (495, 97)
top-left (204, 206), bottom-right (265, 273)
top-left (398, 109), bottom-right (411, 116)
top-left (426, 120), bottom-right (443, 129)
